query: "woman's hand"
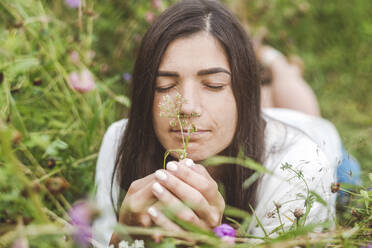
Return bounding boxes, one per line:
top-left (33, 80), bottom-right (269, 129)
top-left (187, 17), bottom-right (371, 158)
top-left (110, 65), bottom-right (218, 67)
top-left (117, 173), bottom-right (158, 227)
top-left (110, 174), bottom-right (160, 246)
top-left (148, 158), bottom-right (225, 231)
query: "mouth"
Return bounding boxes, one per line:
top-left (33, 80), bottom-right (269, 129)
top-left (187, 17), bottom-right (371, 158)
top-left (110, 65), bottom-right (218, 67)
top-left (170, 129), bottom-right (210, 139)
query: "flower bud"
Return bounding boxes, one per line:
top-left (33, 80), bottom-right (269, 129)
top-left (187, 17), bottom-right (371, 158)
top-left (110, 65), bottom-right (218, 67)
top-left (32, 79), bottom-right (43, 86)
top-left (45, 177), bottom-right (69, 194)
top-left (331, 182), bottom-right (340, 193)
top-left (47, 158), bottom-right (56, 169)
top-left (274, 201), bottom-right (282, 209)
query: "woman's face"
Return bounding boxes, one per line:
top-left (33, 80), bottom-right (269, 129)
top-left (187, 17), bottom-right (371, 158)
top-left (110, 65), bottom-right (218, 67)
top-left (153, 32), bottom-right (238, 162)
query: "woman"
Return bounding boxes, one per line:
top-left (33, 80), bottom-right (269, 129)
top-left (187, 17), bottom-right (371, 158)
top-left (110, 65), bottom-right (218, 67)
top-left (92, 0), bottom-right (336, 246)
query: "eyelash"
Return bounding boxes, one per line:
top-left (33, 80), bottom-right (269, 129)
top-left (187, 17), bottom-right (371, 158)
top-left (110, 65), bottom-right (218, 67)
top-left (155, 85), bottom-right (175, 92)
top-left (204, 84), bottom-right (225, 91)
top-left (155, 83), bottom-right (225, 92)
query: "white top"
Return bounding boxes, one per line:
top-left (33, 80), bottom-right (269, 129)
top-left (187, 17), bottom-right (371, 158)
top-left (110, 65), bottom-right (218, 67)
top-left (92, 108), bottom-right (338, 246)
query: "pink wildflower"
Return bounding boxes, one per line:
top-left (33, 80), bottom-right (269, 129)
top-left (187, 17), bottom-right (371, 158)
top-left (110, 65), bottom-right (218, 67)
top-left (68, 69), bottom-right (96, 93)
top-left (151, 0), bottom-right (163, 10)
top-left (145, 11), bottom-right (156, 24)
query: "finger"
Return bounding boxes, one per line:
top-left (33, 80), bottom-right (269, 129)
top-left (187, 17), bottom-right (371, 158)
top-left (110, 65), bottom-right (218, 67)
top-left (124, 181), bottom-right (157, 214)
top-left (138, 212), bottom-right (152, 227)
top-left (147, 205), bottom-right (183, 232)
top-left (127, 174), bottom-right (155, 195)
top-left (155, 169), bottom-right (220, 227)
top-left (151, 181), bottom-right (209, 229)
top-left (166, 160), bottom-right (222, 205)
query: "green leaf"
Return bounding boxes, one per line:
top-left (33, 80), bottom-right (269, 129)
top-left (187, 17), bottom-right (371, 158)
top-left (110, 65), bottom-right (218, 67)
top-left (43, 139), bottom-right (68, 157)
top-left (6, 57), bottom-right (39, 74)
top-left (204, 155), bottom-right (271, 174)
top-left (114, 95), bottom-right (131, 107)
top-left (224, 205), bottom-right (251, 219)
top-left (242, 172), bottom-right (260, 189)
top-left (309, 191), bottom-right (327, 206)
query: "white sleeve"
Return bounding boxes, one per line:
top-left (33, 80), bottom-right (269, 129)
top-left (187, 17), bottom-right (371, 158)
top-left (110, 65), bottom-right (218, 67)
top-left (249, 136), bottom-right (336, 237)
top-left (92, 119), bottom-right (127, 246)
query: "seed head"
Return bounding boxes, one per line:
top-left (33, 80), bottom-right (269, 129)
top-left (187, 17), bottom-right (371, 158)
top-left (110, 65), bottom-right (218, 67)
top-left (293, 208), bottom-right (304, 219)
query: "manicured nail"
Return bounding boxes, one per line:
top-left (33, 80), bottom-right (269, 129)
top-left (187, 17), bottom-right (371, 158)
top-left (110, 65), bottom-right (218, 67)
top-left (184, 158), bottom-right (194, 167)
top-left (147, 207), bottom-right (158, 218)
top-left (155, 170), bottom-right (167, 181)
top-left (152, 182), bottom-right (164, 194)
top-left (167, 161), bottom-right (178, 171)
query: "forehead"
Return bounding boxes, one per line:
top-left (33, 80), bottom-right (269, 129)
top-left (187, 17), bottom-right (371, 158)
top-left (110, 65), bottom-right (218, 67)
top-left (158, 32), bottom-right (230, 72)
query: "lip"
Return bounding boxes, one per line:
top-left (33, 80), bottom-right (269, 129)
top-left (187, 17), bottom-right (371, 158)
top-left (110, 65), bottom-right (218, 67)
top-left (170, 130), bottom-right (210, 139)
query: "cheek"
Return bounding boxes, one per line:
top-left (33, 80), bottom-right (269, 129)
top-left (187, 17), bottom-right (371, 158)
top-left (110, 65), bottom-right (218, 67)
top-left (207, 93), bottom-right (237, 130)
top-left (152, 97), bottom-right (163, 135)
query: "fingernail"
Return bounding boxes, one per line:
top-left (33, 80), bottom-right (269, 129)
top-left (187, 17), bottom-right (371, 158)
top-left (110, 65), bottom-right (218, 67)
top-left (184, 158), bottom-right (194, 167)
top-left (167, 161), bottom-right (178, 171)
top-left (155, 170), bottom-right (167, 181)
top-left (152, 182), bottom-right (164, 194)
top-left (147, 207), bottom-right (158, 218)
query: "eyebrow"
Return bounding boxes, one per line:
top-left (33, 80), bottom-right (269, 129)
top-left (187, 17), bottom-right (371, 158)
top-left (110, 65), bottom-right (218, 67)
top-left (157, 67), bottom-right (231, 77)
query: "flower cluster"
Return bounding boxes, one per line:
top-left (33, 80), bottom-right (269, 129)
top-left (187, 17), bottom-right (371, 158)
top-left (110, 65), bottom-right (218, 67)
top-left (108, 240), bottom-right (144, 248)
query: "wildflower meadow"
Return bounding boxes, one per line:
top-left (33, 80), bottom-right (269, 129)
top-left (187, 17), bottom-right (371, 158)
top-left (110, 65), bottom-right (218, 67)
top-left (0, 0), bottom-right (371, 247)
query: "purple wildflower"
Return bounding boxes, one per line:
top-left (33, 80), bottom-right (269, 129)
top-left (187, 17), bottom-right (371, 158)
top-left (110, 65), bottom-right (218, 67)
top-left (69, 201), bottom-right (94, 247)
top-left (213, 224), bottom-right (236, 238)
top-left (123, 72), bottom-right (132, 81)
top-left (361, 244), bottom-right (372, 248)
top-left (65, 0), bottom-right (81, 8)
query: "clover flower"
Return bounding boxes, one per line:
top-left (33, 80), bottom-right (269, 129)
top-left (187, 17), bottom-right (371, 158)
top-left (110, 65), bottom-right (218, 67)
top-left (68, 69), bottom-right (96, 93)
top-left (214, 224), bottom-right (236, 245)
top-left (65, 0), bottom-right (80, 8)
top-left (69, 201), bottom-right (97, 248)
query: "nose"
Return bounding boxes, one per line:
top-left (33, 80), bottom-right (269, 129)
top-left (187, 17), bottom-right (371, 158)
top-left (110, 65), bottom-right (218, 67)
top-left (178, 81), bottom-right (202, 117)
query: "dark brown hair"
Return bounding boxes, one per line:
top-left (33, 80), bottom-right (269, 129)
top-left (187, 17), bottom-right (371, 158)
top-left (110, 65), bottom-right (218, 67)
top-left (111, 0), bottom-right (265, 215)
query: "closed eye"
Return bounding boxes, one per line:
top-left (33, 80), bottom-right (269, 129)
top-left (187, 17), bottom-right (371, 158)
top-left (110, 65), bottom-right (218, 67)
top-left (155, 84), bottom-right (176, 92)
top-left (204, 83), bottom-right (226, 91)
